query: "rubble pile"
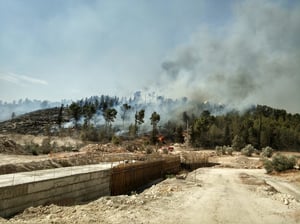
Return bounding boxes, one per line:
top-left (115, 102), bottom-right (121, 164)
top-left (257, 185), bottom-right (299, 208)
top-left (216, 156), bottom-right (263, 169)
top-left (240, 172), bottom-right (299, 208)
top-left (81, 143), bottom-right (128, 153)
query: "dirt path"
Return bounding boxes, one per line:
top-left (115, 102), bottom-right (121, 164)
top-left (175, 168), bottom-right (299, 224)
top-left (3, 168), bottom-right (300, 224)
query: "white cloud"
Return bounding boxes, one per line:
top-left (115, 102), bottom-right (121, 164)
top-left (0, 73), bottom-right (48, 86)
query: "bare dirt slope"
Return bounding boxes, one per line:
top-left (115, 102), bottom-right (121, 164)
top-left (3, 168), bottom-right (299, 224)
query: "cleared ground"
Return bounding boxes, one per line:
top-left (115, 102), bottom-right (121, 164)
top-left (1, 167), bottom-right (299, 224)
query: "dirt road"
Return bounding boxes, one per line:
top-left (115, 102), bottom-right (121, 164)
top-left (3, 168), bottom-right (300, 224)
top-left (175, 168), bottom-right (299, 224)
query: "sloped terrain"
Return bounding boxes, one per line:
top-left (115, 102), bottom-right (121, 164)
top-left (0, 108), bottom-right (70, 135)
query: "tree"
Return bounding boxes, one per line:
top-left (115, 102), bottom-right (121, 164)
top-left (120, 103), bottom-right (132, 129)
top-left (69, 102), bottom-right (81, 127)
top-left (150, 112), bottom-right (160, 144)
top-left (83, 103), bottom-right (96, 126)
top-left (133, 109), bottom-right (145, 136)
top-left (11, 112), bottom-right (16, 120)
top-left (57, 104), bottom-right (64, 128)
top-left (232, 135), bottom-right (245, 151)
top-left (103, 108), bottom-right (117, 127)
top-left (191, 110), bottom-right (214, 147)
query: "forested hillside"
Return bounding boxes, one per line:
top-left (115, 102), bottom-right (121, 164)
top-left (65, 94), bottom-right (300, 151)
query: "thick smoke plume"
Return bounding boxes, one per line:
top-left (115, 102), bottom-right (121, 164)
top-left (159, 0), bottom-right (300, 113)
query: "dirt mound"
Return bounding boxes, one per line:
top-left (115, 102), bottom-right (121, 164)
top-left (0, 136), bottom-right (27, 154)
top-left (213, 155), bottom-right (263, 169)
top-left (81, 143), bottom-right (128, 153)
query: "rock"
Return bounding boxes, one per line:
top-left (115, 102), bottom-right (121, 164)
top-left (284, 199), bottom-right (289, 205)
top-left (176, 173), bottom-right (187, 180)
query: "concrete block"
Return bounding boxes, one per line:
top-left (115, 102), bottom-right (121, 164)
top-left (0, 184), bottom-right (27, 200)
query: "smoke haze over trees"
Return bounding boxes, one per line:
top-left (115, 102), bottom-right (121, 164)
top-left (51, 92), bottom-right (300, 151)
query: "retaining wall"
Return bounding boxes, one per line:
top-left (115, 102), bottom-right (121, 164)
top-left (0, 169), bottom-right (111, 218)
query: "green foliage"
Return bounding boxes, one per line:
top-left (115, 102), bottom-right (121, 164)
top-left (215, 146), bottom-right (233, 156)
top-left (40, 137), bottom-right (51, 154)
top-left (150, 111), bottom-right (160, 144)
top-left (132, 109), bottom-right (145, 136)
top-left (111, 135), bottom-right (121, 145)
top-left (57, 104), bottom-right (64, 128)
top-left (24, 142), bottom-right (40, 155)
top-left (135, 109), bottom-right (145, 125)
top-left (80, 126), bottom-right (100, 142)
top-left (241, 144), bottom-right (255, 157)
top-left (69, 102), bottom-right (81, 126)
top-left (271, 154), bottom-right (296, 172)
top-left (261, 146), bottom-right (274, 158)
top-left (226, 146), bottom-right (233, 155)
top-left (103, 108), bottom-right (117, 126)
top-left (263, 154), bottom-right (296, 173)
top-left (145, 146), bottom-right (153, 154)
top-left (120, 103), bottom-right (132, 128)
top-left (263, 159), bottom-right (274, 173)
top-left (232, 135), bottom-right (245, 151)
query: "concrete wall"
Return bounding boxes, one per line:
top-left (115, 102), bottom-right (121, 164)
top-left (0, 169), bottom-right (111, 218)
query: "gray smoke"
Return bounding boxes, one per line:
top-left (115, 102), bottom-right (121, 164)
top-left (159, 0), bottom-right (300, 113)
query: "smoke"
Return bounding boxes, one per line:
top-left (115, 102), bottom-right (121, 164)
top-left (159, 0), bottom-right (300, 113)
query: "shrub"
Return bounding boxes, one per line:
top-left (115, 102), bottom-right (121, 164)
top-left (145, 146), bottom-right (153, 154)
top-left (41, 138), bottom-right (51, 154)
top-left (263, 159), bottom-right (274, 173)
top-left (215, 146), bottom-right (233, 156)
top-left (226, 146), bottom-right (233, 156)
top-left (80, 126), bottom-right (100, 142)
top-left (24, 142), bottom-right (40, 155)
top-left (111, 135), bottom-right (121, 145)
top-left (232, 135), bottom-right (245, 151)
top-left (241, 144), bottom-right (255, 157)
top-left (261, 146), bottom-right (274, 158)
top-left (215, 146), bottom-right (223, 156)
top-left (271, 154), bottom-right (296, 172)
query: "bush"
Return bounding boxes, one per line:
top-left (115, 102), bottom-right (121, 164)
top-left (215, 146), bottom-right (233, 156)
top-left (226, 147), bottom-right (233, 156)
top-left (241, 144), bottom-right (255, 157)
top-left (263, 159), bottom-right (274, 173)
top-left (145, 146), bottom-right (153, 154)
top-left (215, 146), bottom-right (223, 156)
top-left (261, 146), bottom-right (274, 158)
top-left (40, 138), bottom-right (51, 154)
top-left (271, 154), bottom-right (296, 172)
top-left (80, 127), bottom-right (99, 141)
top-left (232, 135), bottom-right (245, 151)
top-left (24, 143), bottom-right (40, 155)
top-left (263, 154), bottom-right (297, 173)
top-left (111, 135), bottom-right (121, 145)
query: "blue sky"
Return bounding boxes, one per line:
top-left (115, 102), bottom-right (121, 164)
top-left (0, 0), bottom-right (300, 113)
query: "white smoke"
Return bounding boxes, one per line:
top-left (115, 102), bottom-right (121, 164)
top-left (159, 0), bottom-right (300, 113)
